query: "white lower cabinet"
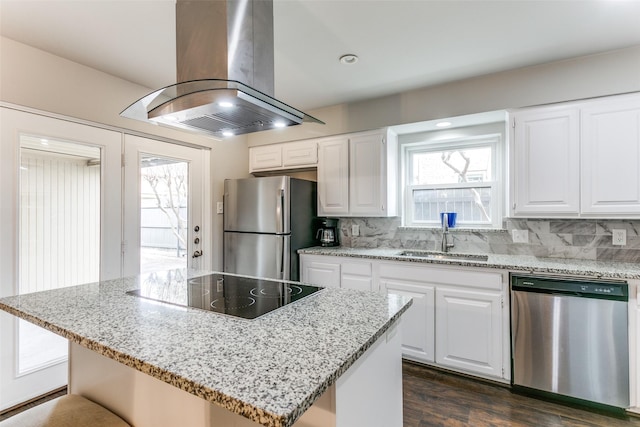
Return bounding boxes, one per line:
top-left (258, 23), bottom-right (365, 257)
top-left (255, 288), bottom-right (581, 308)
top-left (341, 261), bottom-right (374, 291)
top-left (300, 255), bottom-right (373, 291)
top-left (435, 287), bottom-right (503, 378)
top-left (379, 261), bottom-right (507, 380)
top-left (300, 257), bottom-right (341, 288)
top-left (381, 279), bottom-right (435, 363)
top-left (300, 254), bottom-right (510, 381)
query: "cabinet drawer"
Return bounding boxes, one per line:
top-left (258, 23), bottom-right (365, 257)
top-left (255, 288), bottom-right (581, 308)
top-left (283, 141), bottom-right (317, 167)
top-left (342, 261), bottom-right (371, 276)
top-left (250, 146), bottom-right (282, 171)
top-left (379, 262), bottom-right (503, 291)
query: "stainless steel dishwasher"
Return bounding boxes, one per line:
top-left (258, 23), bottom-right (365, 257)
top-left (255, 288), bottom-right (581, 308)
top-left (511, 274), bottom-right (629, 409)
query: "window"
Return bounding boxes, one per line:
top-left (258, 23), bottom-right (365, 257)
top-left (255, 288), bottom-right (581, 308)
top-left (403, 135), bottom-right (502, 228)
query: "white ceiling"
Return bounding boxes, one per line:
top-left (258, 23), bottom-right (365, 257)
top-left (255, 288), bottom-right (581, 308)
top-left (1, 0), bottom-right (640, 112)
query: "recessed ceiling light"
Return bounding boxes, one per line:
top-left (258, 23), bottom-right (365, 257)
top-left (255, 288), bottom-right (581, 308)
top-left (40, 138), bottom-right (49, 145)
top-left (339, 54), bottom-right (358, 65)
top-left (436, 121), bottom-right (452, 128)
top-left (273, 121), bottom-right (286, 128)
top-left (218, 101), bottom-right (234, 108)
top-left (222, 131), bottom-right (234, 137)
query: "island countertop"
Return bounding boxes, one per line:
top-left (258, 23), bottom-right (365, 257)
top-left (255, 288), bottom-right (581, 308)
top-left (0, 269), bottom-right (412, 427)
top-left (298, 247), bottom-right (640, 280)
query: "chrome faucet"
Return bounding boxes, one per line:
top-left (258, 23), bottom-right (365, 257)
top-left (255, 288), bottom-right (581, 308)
top-left (441, 213), bottom-right (454, 253)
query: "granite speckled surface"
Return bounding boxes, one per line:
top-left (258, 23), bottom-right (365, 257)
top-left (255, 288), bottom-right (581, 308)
top-left (299, 247), bottom-right (640, 280)
top-left (0, 269), bottom-right (412, 427)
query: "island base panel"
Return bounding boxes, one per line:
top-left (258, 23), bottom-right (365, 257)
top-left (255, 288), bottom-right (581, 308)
top-left (68, 319), bottom-right (402, 427)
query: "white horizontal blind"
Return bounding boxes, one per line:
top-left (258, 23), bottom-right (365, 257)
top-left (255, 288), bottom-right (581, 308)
top-left (19, 150), bottom-right (100, 294)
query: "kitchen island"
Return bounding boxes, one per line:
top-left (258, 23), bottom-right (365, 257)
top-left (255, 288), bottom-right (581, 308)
top-left (0, 269), bottom-right (412, 427)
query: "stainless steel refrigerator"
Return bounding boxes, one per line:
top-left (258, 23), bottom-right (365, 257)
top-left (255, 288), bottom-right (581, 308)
top-left (223, 176), bottom-right (317, 281)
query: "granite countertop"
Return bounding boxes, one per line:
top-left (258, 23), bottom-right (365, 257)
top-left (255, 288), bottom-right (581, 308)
top-left (0, 269), bottom-right (412, 427)
top-left (298, 247), bottom-right (640, 280)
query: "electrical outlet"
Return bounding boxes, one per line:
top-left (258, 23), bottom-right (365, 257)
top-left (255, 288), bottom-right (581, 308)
top-left (352, 224), bottom-right (360, 237)
top-left (216, 201), bottom-right (224, 214)
top-left (612, 229), bottom-right (627, 246)
top-left (511, 229), bottom-right (529, 243)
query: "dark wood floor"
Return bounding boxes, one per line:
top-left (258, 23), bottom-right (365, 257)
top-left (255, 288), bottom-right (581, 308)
top-left (4, 364), bottom-right (640, 426)
top-left (403, 361), bottom-right (640, 427)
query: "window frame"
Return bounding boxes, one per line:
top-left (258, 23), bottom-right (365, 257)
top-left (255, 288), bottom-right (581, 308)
top-left (402, 134), bottom-right (503, 229)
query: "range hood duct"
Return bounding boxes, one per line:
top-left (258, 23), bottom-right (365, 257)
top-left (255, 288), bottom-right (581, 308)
top-left (121, 0), bottom-right (323, 138)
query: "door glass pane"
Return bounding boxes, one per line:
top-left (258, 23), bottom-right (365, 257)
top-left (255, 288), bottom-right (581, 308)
top-left (140, 156), bottom-right (189, 274)
top-left (18, 135), bottom-right (101, 374)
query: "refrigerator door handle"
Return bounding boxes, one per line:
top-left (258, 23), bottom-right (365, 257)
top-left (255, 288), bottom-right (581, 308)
top-left (278, 188), bottom-right (285, 234)
top-left (276, 237), bottom-right (284, 280)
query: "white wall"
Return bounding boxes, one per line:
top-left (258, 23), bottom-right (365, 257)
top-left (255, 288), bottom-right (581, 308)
top-left (0, 36), bottom-right (250, 270)
top-left (248, 45), bottom-right (640, 146)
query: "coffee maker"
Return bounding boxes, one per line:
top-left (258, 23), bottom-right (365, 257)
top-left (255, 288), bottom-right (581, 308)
top-left (315, 218), bottom-right (339, 247)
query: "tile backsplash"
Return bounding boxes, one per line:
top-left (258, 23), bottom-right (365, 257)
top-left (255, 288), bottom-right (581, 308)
top-left (336, 217), bottom-right (640, 263)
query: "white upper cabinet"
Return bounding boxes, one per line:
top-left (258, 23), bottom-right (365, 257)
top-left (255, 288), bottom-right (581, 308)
top-left (318, 128), bottom-right (398, 217)
top-left (249, 140), bottom-right (318, 173)
top-left (283, 140), bottom-right (318, 167)
top-left (249, 144), bottom-right (282, 172)
top-left (510, 92), bottom-right (640, 218)
top-left (581, 95), bottom-right (640, 215)
top-left (511, 107), bottom-right (580, 215)
top-left (317, 136), bottom-right (350, 215)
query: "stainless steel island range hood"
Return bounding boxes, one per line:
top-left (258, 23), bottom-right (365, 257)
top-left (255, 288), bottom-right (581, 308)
top-left (121, 0), bottom-right (323, 138)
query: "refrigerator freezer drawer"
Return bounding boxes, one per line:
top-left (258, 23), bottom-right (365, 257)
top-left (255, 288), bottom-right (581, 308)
top-left (223, 233), bottom-right (290, 281)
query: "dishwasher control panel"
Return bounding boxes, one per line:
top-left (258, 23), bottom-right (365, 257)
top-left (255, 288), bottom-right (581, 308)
top-left (512, 275), bottom-right (628, 299)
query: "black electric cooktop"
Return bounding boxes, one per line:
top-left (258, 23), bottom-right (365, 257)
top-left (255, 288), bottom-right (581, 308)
top-left (127, 273), bottom-right (322, 320)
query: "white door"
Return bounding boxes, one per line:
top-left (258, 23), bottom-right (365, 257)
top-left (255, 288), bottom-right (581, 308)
top-left (349, 132), bottom-right (385, 216)
top-left (511, 107), bottom-right (580, 216)
top-left (317, 137), bottom-right (349, 216)
top-left (435, 287), bottom-right (503, 378)
top-left (122, 135), bottom-right (210, 277)
top-left (0, 107), bottom-right (122, 410)
top-left (381, 279), bottom-right (435, 363)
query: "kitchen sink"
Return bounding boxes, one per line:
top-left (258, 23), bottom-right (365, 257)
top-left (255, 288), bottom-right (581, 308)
top-left (398, 251), bottom-right (489, 262)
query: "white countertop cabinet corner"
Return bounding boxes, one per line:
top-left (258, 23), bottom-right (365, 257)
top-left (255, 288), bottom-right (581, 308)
top-left (510, 92), bottom-right (640, 218)
top-left (511, 106), bottom-right (580, 216)
top-left (317, 128), bottom-right (398, 217)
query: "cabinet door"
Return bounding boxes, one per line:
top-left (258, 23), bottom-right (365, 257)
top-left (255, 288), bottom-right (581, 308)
top-left (381, 279), bottom-right (435, 363)
top-left (300, 258), bottom-right (341, 288)
top-left (435, 287), bottom-right (502, 378)
top-left (282, 140), bottom-right (317, 167)
top-left (317, 137), bottom-right (349, 216)
top-left (341, 261), bottom-right (373, 291)
top-left (249, 145), bottom-right (282, 172)
top-left (349, 133), bottom-right (386, 216)
top-left (581, 95), bottom-right (640, 215)
top-left (512, 108), bottom-right (580, 215)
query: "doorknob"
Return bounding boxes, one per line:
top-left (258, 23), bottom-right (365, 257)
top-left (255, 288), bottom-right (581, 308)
top-left (192, 250), bottom-right (203, 258)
